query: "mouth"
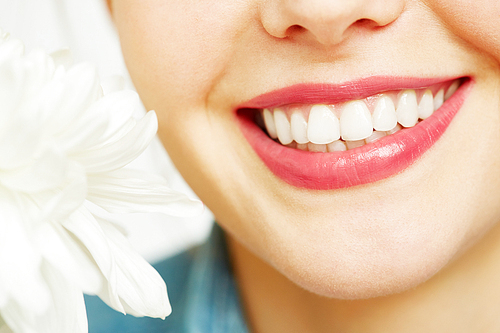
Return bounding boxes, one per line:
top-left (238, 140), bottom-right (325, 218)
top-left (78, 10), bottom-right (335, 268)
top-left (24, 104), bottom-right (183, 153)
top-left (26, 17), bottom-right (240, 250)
top-left (237, 76), bottom-right (473, 190)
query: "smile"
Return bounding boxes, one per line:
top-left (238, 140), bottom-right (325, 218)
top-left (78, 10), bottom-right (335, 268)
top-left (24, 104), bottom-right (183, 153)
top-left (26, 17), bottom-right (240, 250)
top-left (237, 76), bottom-right (473, 190)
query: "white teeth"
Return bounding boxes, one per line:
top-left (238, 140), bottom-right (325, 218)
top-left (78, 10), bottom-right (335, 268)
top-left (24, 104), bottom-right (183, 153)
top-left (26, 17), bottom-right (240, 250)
top-left (386, 123), bottom-right (402, 135)
top-left (418, 89), bottom-right (434, 119)
top-left (274, 109), bottom-right (293, 145)
top-left (396, 90), bottom-right (419, 127)
top-left (297, 143), bottom-right (308, 151)
top-left (445, 80), bottom-right (459, 100)
top-left (290, 112), bottom-right (309, 144)
top-left (327, 140), bottom-right (347, 152)
top-left (345, 140), bottom-right (365, 150)
top-left (263, 108), bottom-right (278, 139)
top-left (307, 105), bottom-right (340, 144)
top-left (340, 100), bottom-right (373, 141)
top-left (433, 89), bottom-right (444, 111)
top-left (365, 130), bottom-right (386, 143)
top-left (372, 96), bottom-right (397, 131)
top-left (308, 143), bottom-right (327, 152)
top-left (260, 81), bottom-right (460, 151)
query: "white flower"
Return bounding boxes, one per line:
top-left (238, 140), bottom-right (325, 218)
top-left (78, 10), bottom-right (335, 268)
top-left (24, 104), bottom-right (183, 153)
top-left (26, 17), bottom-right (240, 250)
top-left (0, 29), bottom-right (203, 333)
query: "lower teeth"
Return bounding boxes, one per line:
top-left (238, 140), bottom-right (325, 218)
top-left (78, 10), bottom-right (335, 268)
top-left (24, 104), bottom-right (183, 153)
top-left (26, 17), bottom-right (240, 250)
top-left (265, 121), bottom-right (411, 152)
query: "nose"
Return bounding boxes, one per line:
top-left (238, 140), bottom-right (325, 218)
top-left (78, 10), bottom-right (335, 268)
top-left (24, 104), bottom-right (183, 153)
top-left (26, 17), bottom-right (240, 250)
top-left (260, 0), bottom-right (405, 46)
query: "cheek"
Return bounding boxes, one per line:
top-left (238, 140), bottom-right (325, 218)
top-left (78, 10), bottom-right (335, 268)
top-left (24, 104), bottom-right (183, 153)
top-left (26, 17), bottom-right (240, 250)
top-left (425, 0), bottom-right (500, 62)
top-left (112, 0), bottom-right (254, 111)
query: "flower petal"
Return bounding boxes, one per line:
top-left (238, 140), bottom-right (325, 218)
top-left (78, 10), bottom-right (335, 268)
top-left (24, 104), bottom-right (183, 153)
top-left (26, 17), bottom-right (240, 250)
top-left (0, 315), bottom-right (12, 333)
top-left (87, 169), bottom-right (204, 217)
top-left (59, 90), bottom-right (139, 153)
top-left (0, 190), bottom-right (50, 316)
top-left (49, 48), bottom-right (73, 70)
top-left (37, 263), bottom-right (88, 333)
top-left (40, 62), bottom-right (101, 137)
top-left (0, 300), bottom-right (37, 333)
top-left (0, 318), bottom-right (13, 333)
top-left (0, 119), bottom-right (42, 170)
top-left (62, 207), bottom-right (124, 313)
top-left (100, 75), bottom-right (125, 95)
top-left (74, 111), bottom-right (158, 173)
top-left (96, 218), bottom-right (171, 319)
top-left (0, 38), bottom-right (24, 65)
top-left (1, 264), bottom-right (89, 333)
top-left (0, 59), bottom-right (24, 120)
top-left (93, 91), bottom-right (142, 144)
top-left (0, 147), bottom-right (68, 193)
top-left (21, 50), bottom-right (56, 100)
top-left (0, 61), bottom-right (43, 170)
top-left (32, 161), bottom-right (87, 222)
top-left (35, 222), bottom-right (103, 295)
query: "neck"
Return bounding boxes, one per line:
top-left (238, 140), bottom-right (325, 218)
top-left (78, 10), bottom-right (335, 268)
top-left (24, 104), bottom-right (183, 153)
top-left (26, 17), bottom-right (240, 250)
top-left (227, 222), bottom-right (500, 333)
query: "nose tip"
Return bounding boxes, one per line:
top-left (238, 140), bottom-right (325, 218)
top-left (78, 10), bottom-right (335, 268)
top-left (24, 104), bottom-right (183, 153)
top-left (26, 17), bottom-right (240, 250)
top-left (261, 0), bottom-right (405, 46)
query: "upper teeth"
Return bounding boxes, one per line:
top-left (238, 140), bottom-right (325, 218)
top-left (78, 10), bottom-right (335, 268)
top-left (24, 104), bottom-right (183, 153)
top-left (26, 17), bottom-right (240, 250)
top-left (309, 104), bottom-right (341, 143)
top-left (261, 80), bottom-right (460, 150)
top-left (373, 95), bottom-right (397, 131)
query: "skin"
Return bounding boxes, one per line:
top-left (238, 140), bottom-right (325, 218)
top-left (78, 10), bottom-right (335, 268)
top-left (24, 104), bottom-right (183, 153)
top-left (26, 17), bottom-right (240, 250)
top-left (108, 0), bottom-right (500, 331)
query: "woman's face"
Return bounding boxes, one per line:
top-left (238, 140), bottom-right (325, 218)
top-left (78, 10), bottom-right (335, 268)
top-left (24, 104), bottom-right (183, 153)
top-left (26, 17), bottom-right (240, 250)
top-left (110, 0), bottom-right (500, 298)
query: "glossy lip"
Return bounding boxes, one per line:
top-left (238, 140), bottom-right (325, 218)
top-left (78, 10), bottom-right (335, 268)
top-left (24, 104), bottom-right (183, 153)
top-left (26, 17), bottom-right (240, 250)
top-left (238, 76), bottom-right (462, 109)
top-left (237, 77), bottom-right (473, 190)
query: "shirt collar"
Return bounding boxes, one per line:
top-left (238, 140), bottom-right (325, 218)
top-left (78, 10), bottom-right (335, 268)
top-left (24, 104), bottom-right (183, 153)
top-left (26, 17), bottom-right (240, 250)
top-left (184, 224), bottom-right (249, 333)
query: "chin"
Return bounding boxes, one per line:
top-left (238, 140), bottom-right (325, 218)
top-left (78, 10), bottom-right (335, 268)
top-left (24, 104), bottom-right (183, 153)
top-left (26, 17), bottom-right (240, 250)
top-left (231, 181), bottom-right (484, 301)
top-left (280, 252), bottom-right (444, 300)
top-left (266, 219), bottom-right (456, 300)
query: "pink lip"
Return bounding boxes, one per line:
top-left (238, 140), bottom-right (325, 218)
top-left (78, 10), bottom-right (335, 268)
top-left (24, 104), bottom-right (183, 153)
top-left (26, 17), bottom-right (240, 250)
top-left (237, 77), bottom-right (473, 190)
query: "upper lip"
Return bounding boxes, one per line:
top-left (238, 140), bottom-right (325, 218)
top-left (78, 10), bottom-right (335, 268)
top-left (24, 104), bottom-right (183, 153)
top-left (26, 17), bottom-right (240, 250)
top-left (236, 76), bottom-right (463, 110)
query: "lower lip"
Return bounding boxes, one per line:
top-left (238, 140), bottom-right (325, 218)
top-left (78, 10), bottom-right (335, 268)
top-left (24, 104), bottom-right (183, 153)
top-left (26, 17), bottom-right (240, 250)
top-left (238, 80), bottom-right (473, 190)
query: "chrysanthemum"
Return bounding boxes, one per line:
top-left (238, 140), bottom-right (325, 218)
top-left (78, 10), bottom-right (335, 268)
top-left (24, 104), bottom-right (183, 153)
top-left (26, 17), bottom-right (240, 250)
top-left (0, 29), bottom-right (203, 333)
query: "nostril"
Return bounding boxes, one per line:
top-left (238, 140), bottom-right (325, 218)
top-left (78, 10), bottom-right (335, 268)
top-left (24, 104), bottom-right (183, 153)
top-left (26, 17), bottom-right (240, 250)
top-left (347, 18), bottom-right (385, 36)
top-left (352, 18), bottom-right (377, 30)
top-left (285, 24), bottom-right (306, 38)
top-left (354, 18), bottom-right (391, 30)
top-left (355, 18), bottom-right (371, 25)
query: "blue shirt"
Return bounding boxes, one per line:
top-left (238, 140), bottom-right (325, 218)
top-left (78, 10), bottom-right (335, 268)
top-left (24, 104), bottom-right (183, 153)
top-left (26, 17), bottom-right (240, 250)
top-left (85, 225), bottom-right (249, 333)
